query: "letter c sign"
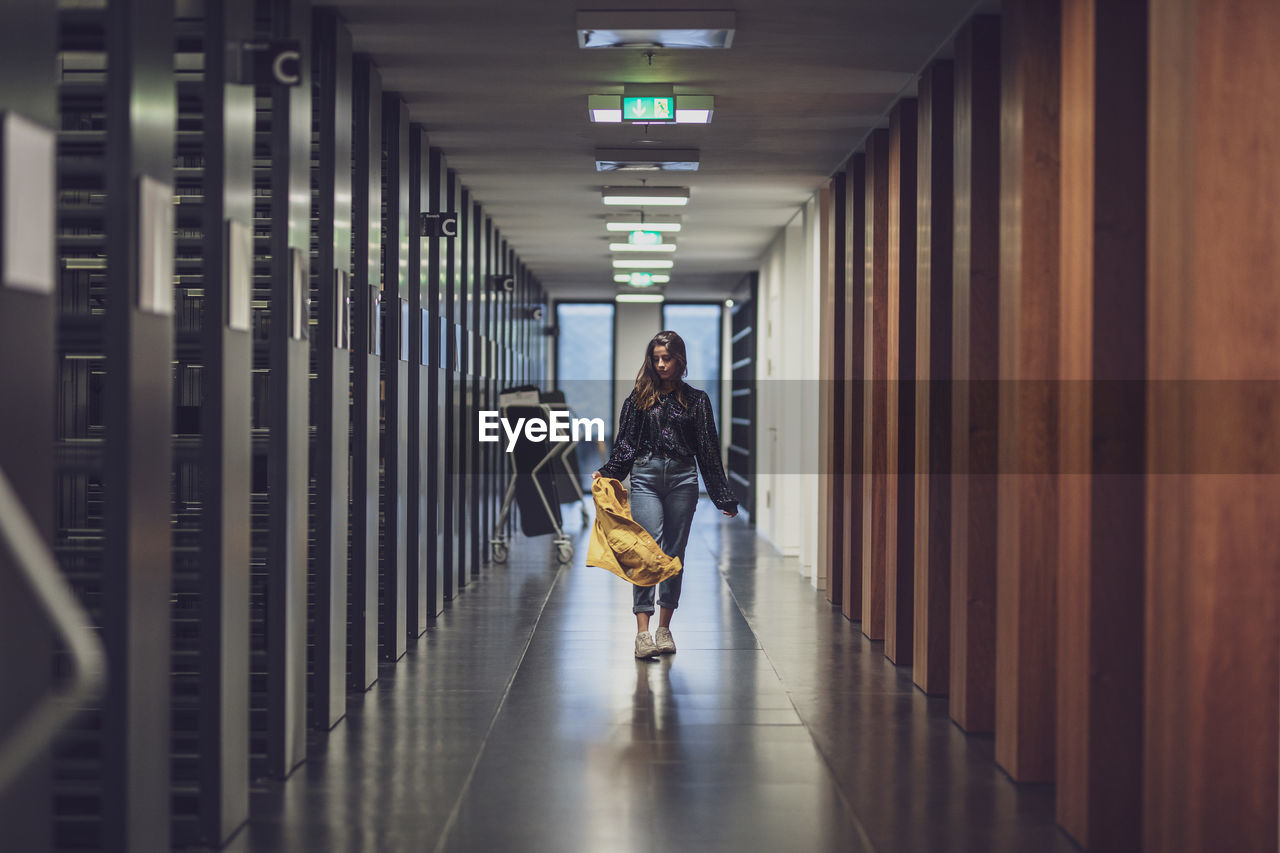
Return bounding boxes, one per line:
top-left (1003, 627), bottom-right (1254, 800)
top-left (272, 49), bottom-right (301, 86)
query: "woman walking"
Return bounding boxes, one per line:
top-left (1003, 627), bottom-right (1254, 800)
top-left (593, 330), bottom-right (738, 659)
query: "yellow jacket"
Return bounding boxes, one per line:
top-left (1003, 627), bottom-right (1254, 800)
top-left (586, 477), bottom-right (683, 587)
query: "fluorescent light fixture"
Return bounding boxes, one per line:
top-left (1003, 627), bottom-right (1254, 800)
top-left (616, 293), bottom-right (666, 303)
top-left (629, 230), bottom-right (663, 245)
top-left (610, 242), bottom-right (676, 252)
top-left (613, 258), bottom-right (674, 269)
top-left (594, 147), bottom-right (700, 172)
top-left (577, 11), bottom-right (736, 49)
top-left (602, 186), bottom-right (689, 206)
top-left (588, 94), bottom-right (622, 123)
top-left (674, 95), bottom-right (715, 123)
top-left (614, 273), bottom-right (670, 286)
top-left (588, 94), bottom-right (714, 124)
top-left (605, 217), bottom-right (682, 233)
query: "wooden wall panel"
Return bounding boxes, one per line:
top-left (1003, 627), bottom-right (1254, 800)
top-left (949, 15), bottom-right (1001, 734)
top-left (820, 175), bottom-right (847, 605)
top-left (1056, 1), bottom-right (1147, 849)
top-left (885, 100), bottom-right (918, 665)
top-left (1145, 1), bottom-right (1280, 851)
top-left (861, 129), bottom-right (889, 639)
top-left (913, 60), bottom-right (954, 695)
top-left (996, 0), bottom-right (1062, 783)
top-left (842, 154), bottom-right (865, 622)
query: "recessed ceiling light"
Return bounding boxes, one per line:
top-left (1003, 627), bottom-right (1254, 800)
top-left (605, 216), bottom-right (682, 233)
top-left (613, 258), bottom-right (675, 269)
top-left (595, 148), bottom-right (700, 172)
top-left (614, 273), bottom-right (670, 286)
top-left (602, 186), bottom-right (689, 206)
top-left (577, 10), bottom-right (736, 49)
top-left (616, 293), bottom-right (666, 303)
top-left (610, 242), bottom-right (676, 252)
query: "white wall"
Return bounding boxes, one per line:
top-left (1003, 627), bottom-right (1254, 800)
top-left (755, 193), bottom-right (824, 586)
top-left (612, 301), bottom-right (662, 429)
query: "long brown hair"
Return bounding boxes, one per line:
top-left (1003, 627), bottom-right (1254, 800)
top-left (633, 330), bottom-right (689, 410)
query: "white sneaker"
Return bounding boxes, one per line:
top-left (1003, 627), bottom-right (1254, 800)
top-left (654, 627), bottom-right (676, 654)
top-left (635, 631), bottom-right (659, 658)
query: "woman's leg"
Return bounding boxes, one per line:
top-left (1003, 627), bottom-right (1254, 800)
top-left (654, 464), bottom-right (700, 619)
top-left (627, 460), bottom-right (665, 630)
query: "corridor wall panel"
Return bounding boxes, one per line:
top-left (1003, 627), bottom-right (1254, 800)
top-left (167, 0), bottom-right (255, 844)
top-left (442, 168), bottom-right (460, 599)
top-left (254, 0), bottom-right (313, 782)
top-left (1056, 1), bottom-right (1146, 849)
top-left (348, 55), bottom-right (382, 691)
top-left (841, 155), bottom-right (866, 622)
top-left (861, 129), bottom-right (889, 640)
top-left (456, 183), bottom-right (472, 591)
top-left (0, 7), bottom-right (57, 847)
top-left (379, 93), bottom-right (409, 663)
top-left (427, 146), bottom-right (447, 614)
top-left (407, 125), bottom-right (430, 636)
top-left (912, 60), bottom-right (955, 695)
top-left (949, 14), bottom-right (1001, 735)
top-left (995, 0), bottom-right (1062, 784)
top-left (50, 0), bottom-right (176, 846)
top-left (310, 6), bottom-right (353, 732)
top-left (819, 176), bottom-right (846, 605)
top-left (1145, 1), bottom-right (1280, 850)
top-left (884, 99), bottom-right (918, 666)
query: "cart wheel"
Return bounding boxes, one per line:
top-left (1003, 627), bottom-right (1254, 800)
top-left (492, 541), bottom-right (508, 564)
top-left (556, 541), bottom-right (573, 564)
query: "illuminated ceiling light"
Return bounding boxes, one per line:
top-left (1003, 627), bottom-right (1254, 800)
top-left (605, 216), bottom-right (682, 233)
top-left (594, 147), bottom-right (700, 172)
top-left (610, 242), bottom-right (676, 252)
top-left (612, 258), bottom-right (674, 269)
top-left (674, 95), bottom-right (715, 124)
top-left (577, 10), bottom-right (736, 49)
top-left (629, 230), bottom-right (663, 245)
top-left (616, 293), bottom-right (666, 303)
top-left (588, 94), bottom-right (622, 123)
top-left (601, 186), bottom-right (689, 206)
top-left (588, 94), bottom-right (715, 125)
top-left (613, 272), bottom-right (669, 286)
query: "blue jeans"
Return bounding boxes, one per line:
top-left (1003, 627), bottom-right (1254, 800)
top-left (629, 454), bottom-right (699, 614)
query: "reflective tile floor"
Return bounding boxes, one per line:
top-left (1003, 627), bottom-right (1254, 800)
top-left (222, 502), bottom-right (1079, 853)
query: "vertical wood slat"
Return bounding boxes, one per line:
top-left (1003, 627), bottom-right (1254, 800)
top-left (913, 60), bottom-right (955, 695)
top-left (348, 54), bottom-right (381, 691)
top-left (191, 0), bottom-right (254, 839)
top-left (0, 5), bottom-right (57, 845)
top-left (861, 128), bottom-right (889, 639)
top-left (379, 93), bottom-right (408, 663)
top-left (950, 14), bottom-right (1001, 733)
top-left (426, 146), bottom-right (446, 615)
top-left (819, 177), bottom-right (845, 604)
top-left (265, 0), bottom-right (312, 781)
top-left (103, 0), bottom-right (176, 843)
top-left (885, 99), bottom-right (918, 665)
top-left (310, 5), bottom-right (352, 732)
top-left (995, 0), bottom-right (1062, 783)
top-left (1057, 1), bottom-right (1147, 848)
top-left (842, 155), bottom-right (866, 622)
top-left (407, 125), bottom-right (429, 637)
top-left (1145, 0), bottom-right (1280, 850)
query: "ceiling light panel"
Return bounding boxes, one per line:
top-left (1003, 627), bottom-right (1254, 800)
top-left (595, 148), bottom-right (700, 172)
top-left (577, 10), bottom-right (736, 49)
top-left (610, 242), bottom-right (676, 252)
top-left (601, 186), bottom-right (689, 206)
top-left (605, 217), bottom-right (682, 233)
top-left (616, 293), bottom-right (666, 303)
top-left (613, 258), bottom-right (675, 269)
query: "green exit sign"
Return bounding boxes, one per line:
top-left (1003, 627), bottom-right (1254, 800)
top-left (622, 96), bottom-right (675, 122)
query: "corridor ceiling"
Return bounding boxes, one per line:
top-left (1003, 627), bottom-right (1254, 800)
top-left (321, 0), bottom-right (986, 299)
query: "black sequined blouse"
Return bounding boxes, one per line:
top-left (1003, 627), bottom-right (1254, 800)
top-left (598, 384), bottom-right (739, 513)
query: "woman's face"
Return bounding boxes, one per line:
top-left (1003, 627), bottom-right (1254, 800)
top-left (651, 344), bottom-right (677, 381)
